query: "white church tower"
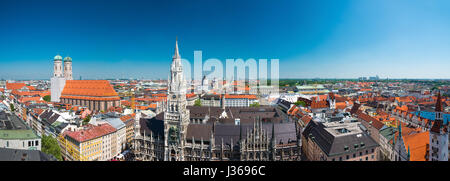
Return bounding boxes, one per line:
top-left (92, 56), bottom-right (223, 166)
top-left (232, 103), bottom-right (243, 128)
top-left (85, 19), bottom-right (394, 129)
top-left (163, 38), bottom-right (190, 161)
top-left (429, 91), bottom-right (448, 161)
top-left (64, 56), bottom-right (73, 80)
top-left (53, 55), bottom-right (63, 77)
top-left (51, 55), bottom-right (66, 102)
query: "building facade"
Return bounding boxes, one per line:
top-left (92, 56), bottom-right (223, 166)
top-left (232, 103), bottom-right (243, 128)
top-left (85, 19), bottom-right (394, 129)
top-left (59, 123), bottom-right (117, 161)
top-left (0, 110), bottom-right (41, 151)
top-left (51, 55), bottom-right (66, 102)
top-left (132, 40), bottom-right (301, 161)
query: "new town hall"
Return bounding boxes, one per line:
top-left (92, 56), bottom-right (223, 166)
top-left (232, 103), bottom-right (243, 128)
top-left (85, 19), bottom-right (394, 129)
top-left (132, 40), bottom-right (301, 161)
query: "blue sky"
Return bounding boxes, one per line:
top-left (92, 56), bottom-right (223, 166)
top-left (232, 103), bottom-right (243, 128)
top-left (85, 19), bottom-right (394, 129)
top-left (1, 0), bottom-right (450, 80)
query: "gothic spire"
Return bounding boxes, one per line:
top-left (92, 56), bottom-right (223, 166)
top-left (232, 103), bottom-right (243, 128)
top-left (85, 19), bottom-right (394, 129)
top-left (435, 91), bottom-right (442, 112)
top-left (173, 37), bottom-right (180, 59)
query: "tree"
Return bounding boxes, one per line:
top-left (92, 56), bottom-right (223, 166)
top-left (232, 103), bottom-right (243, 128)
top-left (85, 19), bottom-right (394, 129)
top-left (294, 100), bottom-right (306, 107)
top-left (194, 99), bottom-right (202, 106)
top-left (43, 95), bottom-right (51, 102)
top-left (82, 115), bottom-right (91, 126)
top-left (41, 135), bottom-right (62, 161)
top-left (9, 103), bottom-right (15, 112)
top-left (250, 102), bottom-right (260, 108)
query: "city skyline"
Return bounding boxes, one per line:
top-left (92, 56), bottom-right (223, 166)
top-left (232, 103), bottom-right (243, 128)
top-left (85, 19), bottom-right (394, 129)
top-left (1, 0), bottom-right (450, 80)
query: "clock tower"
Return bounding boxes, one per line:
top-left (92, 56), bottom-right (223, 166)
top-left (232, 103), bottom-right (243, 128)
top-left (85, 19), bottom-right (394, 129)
top-left (163, 38), bottom-right (190, 161)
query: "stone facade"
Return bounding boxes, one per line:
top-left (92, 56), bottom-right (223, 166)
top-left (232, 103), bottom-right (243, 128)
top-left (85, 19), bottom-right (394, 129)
top-left (132, 40), bottom-right (301, 161)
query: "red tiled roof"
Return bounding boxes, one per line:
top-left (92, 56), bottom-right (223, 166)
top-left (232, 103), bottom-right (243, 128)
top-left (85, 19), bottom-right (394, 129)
top-left (186, 93), bottom-right (197, 98)
top-left (301, 115), bottom-right (312, 125)
top-left (445, 100), bottom-right (450, 107)
top-left (335, 102), bottom-right (347, 110)
top-left (360, 88), bottom-right (372, 92)
top-left (403, 131), bottom-right (429, 161)
top-left (19, 96), bottom-right (41, 103)
top-left (135, 97), bottom-right (165, 102)
top-left (64, 123), bottom-right (116, 143)
top-left (26, 86), bottom-right (36, 90)
top-left (150, 93), bottom-right (167, 97)
top-left (6, 82), bottom-right (26, 90)
top-left (224, 94), bottom-right (257, 99)
top-left (311, 100), bottom-right (328, 109)
top-left (357, 112), bottom-right (385, 130)
top-left (60, 80), bottom-right (120, 101)
top-left (61, 80), bottom-right (119, 97)
top-left (148, 103), bottom-right (157, 109)
top-left (120, 113), bottom-right (136, 122)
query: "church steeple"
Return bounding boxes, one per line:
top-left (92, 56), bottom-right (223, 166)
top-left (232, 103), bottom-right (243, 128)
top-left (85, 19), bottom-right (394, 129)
top-left (435, 91), bottom-right (443, 112)
top-left (173, 37), bottom-right (180, 60)
top-left (164, 38), bottom-right (190, 161)
top-left (429, 90), bottom-right (448, 161)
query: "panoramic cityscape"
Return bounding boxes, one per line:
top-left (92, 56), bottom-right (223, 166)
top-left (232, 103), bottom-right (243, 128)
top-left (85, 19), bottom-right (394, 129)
top-left (1, 0), bottom-right (449, 166)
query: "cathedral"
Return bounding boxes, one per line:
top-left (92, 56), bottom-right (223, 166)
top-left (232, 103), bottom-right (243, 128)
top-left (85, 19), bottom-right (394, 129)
top-left (51, 55), bottom-right (73, 102)
top-left (50, 54), bottom-right (120, 112)
top-left (132, 39), bottom-right (301, 161)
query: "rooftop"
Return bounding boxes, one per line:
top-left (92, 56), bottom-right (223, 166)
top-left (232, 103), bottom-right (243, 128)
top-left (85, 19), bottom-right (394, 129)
top-left (0, 148), bottom-right (56, 161)
top-left (302, 120), bottom-right (379, 157)
top-left (61, 80), bottom-right (119, 98)
top-left (0, 110), bottom-right (28, 130)
top-left (322, 121), bottom-right (363, 137)
top-left (64, 123), bottom-right (116, 143)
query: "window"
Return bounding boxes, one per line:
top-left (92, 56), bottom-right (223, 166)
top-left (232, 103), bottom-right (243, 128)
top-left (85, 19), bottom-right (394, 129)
top-left (366, 150), bottom-right (368, 154)
top-left (339, 157), bottom-right (342, 161)
top-left (6, 141), bottom-right (9, 147)
top-left (371, 149), bottom-right (374, 153)
top-left (360, 152), bottom-right (362, 156)
top-left (332, 158), bottom-right (335, 161)
top-left (366, 156), bottom-right (368, 161)
top-left (35, 141), bottom-right (39, 146)
top-left (353, 154), bottom-right (356, 158)
top-left (28, 141), bottom-right (31, 147)
top-left (371, 155), bottom-right (374, 159)
top-left (346, 155), bottom-right (349, 160)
